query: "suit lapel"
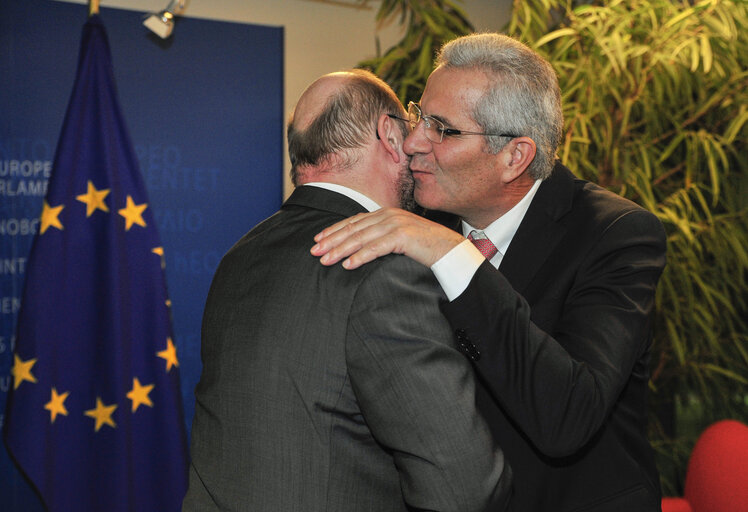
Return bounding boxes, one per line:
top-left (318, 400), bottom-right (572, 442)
top-left (499, 163), bottom-right (577, 295)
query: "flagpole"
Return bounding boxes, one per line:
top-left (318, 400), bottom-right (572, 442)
top-left (89, 0), bottom-right (99, 16)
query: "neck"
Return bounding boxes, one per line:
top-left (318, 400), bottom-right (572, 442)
top-left (462, 177), bottom-right (535, 229)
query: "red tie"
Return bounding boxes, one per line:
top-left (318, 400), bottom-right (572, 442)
top-left (468, 231), bottom-right (499, 260)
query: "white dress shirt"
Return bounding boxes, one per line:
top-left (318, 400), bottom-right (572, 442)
top-left (431, 179), bottom-right (542, 301)
top-left (303, 182), bottom-right (381, 212)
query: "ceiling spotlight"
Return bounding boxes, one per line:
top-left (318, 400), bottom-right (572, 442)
top-left (143, 0), bottom-right (187, 39)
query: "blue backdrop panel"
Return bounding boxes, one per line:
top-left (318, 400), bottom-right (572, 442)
top-left (0, 1), bottom-right (283, 509)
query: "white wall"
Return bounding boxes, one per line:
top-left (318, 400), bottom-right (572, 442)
top-left (57, 0), bottom-right (513, 196)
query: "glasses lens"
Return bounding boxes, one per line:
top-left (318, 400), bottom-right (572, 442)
top-left (423, 117), bottom-right (445, 143)
top-left (408, 103), bottom-right (444, 143)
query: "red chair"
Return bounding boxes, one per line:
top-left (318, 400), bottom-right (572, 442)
top-left (661, 419), bottom-right (748, 512)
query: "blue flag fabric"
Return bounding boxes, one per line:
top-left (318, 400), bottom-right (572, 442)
top-left (3, 15), bottom-right (188, 511)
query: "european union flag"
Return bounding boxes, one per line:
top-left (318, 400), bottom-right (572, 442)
top-left (3, 15), bottom-right (188, 511)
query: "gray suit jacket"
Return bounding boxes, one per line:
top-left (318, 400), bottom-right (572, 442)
top-left (183, 186), bottom-right (510, 512)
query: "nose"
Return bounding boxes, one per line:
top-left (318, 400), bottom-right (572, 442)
top-left (403, 120), bottom-right (432, 156)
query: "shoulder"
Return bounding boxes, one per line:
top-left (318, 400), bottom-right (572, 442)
top-left (355, 254), bottom-right (443, 300)
top-left (558, 169), bottom-right (664, 240)
top-left (577, 179), bottom-right (648, 217)
top-left (562, 179), bottom-right (667, 273)
top-left (535, 163), bottom-right (666, 257)
top-left (344, 256), bottom-right (449, 332)
top-left (577, 181), bottom-right (665, 246)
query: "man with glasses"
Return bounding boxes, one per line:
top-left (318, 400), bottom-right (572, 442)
top-left (312, 34), bottom-right (667, 512)
top-left (183, 69), bottom-right (510, 511)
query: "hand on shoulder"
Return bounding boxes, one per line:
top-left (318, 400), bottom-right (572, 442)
top-left (311, 207), bottom-right (465, 269)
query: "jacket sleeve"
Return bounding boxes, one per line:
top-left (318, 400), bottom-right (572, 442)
top-left (443, 208), bottom-right (667, 457)
top-left (346, 256), bottom-right (511, 512)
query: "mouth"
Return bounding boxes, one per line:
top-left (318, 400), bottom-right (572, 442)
top-left (409, 165), bottom-right (430, 176)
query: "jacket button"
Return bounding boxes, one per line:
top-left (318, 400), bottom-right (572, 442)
top-left (454, 329), bottom-right (480, 361)
top-left (468, 346), bottom-right (481, 362)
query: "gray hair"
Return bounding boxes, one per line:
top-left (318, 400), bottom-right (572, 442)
top-left (288, 69), bottom-right (406, 185)
top-left (436, 33), bottom-right (563, 180)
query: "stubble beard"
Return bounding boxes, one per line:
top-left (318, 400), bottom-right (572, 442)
top-left (396, 160), bottom-right (416, 212)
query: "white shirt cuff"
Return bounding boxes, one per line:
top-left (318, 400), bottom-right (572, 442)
top-left (430, 239), bottom-right (484, 301)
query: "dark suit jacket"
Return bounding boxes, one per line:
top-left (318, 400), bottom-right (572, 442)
top-left (444, 163), bottom-right (666, 512)
top-left (183, 186), bottom-right (510, 512)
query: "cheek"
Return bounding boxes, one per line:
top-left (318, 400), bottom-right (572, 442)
top-left (414, 167), bottom-right (459, 208)
top-left (431, 152), bottom-right (470, 188)
top-left (440, 146), bottom-right (496, 182)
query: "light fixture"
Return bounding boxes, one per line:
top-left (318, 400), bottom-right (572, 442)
top-left (143, 0), bottom-right (187, 39)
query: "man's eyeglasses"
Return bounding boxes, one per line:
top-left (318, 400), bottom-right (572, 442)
top-left (401, 101), bottom-right (518, 144)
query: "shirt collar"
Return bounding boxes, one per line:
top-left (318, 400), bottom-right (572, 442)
top-left (302, 182), bottom-right (381, 212)
top-left (461, 179), bottom-right (542, 257)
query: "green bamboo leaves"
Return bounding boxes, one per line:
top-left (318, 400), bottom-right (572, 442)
top-left (358, 0), bottom-right (474, 102)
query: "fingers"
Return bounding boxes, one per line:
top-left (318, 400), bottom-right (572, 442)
top-left (310, 215), bottom-right (395, 268)
top-left (311, 209), bottom-right (393, 256)
top-left (313, 211), bottom-right (371, 243)
top-left (337, 226), bottom-right (408, 270)
top-left (310, 208), bottom-right (410, 268)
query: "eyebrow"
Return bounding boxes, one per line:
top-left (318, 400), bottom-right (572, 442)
top-left (424, 110), bottom-right (455, 128)
top-left (420, 104), bottom-right (459, 129)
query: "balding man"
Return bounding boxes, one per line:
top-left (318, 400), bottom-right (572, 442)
top-left (182, 70), bottom-right (510, 512)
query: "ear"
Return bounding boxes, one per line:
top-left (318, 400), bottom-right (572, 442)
top-left (376, 114), bottom-right (404, 164)
top-left (501, 136), bottom-right (536, 183)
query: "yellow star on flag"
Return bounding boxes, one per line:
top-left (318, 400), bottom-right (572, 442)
top-left (127, 378), bottom-right (154, 412)
top-left (76, 180), bottom-right (110, 217)
top-left (84, 397), bottom-right (117, 432)
top-left (40, 201), bottom-right (64, 234)
top-left (157, 337), bottom-right (179, 372)
top-left (152, 246), bottom-right (166, 269)
top-left (11, 354), bottom-right (37, 389)
top-left (118, 195), bottom-right (147, 230)
top-left (45, 388), bottom-right (70, 423)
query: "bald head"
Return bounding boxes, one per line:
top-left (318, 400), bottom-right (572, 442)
top-left (292, 72), bottom-right (352, 131)
top-left (287, 69), bottom-right (407, 186)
